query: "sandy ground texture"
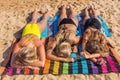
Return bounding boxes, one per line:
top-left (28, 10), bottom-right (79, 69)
top-left (0, 0), bottom-right (120, 80)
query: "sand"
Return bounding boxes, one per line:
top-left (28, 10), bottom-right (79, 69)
top-left (0, 0), bottom-right (120, 80)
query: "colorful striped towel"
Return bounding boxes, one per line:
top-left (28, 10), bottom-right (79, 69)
top-left (0, 15), bottom-right (119, 76)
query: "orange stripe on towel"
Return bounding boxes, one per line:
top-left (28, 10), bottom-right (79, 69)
top-left (24, 68), bottom-right (30, 75)
top-left (33, 69), bottom-right (39, 74)
top-left (43, 59), bottom-right (50, 74)
top-left (0, 67), bottom-right (5, 75)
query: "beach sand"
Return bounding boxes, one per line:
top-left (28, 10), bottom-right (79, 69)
top-left (0, 0), bottom-right (120, 80)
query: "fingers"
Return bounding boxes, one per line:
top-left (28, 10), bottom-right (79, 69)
top-left (66, 57), bottom-right (75, 62)
top-left (80, 51), bottom-right (90, 59)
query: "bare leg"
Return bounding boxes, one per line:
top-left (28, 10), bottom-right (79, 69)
top-left (90, 5), bottom-right (101, 23)
top-left (69, 5), bottom-right (78, 27)
top-left (90, 5), bottom-right (97, 18)
top-left (58, 5), bottom-right (67, 25)
top-left (37, 11), bottom-right (50, 33)
top-left (40, 38), bottom-right (46, 45)
top-left (83, 7), bottom-right (90, 25)
top-left (29, 10), bottom-right (38, 24)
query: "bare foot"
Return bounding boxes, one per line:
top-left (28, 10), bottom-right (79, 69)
top-left (69, 5), bottom-right (75, 15)
top-left (43, 10), bottom-right (51, 19)
top-left (89, 5), bottom-right (97, 18)
top-left (85, 7), bottom-right (90, 18)
top-left (61, 4), bottom-right (66, 14)
top-left (32, 9), bottom-right (39, 21)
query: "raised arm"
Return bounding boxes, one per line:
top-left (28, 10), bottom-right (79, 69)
top-left (10, 43), bottom-right (25, 68)
top-left (29, 39), bottom-right (46, 67)
top-left (82, 29), bottom-right (90, 51)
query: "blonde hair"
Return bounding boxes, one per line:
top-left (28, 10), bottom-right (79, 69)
top-left (15, 46), bottom-right (38, 65)
top-left (57, 42), bottom-right (71, 58)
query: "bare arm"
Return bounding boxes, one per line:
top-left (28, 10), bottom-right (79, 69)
top-left (10, 43), bottom-right (25, 68)
top-left (82, 33), bottom-right (88, 51)
top-left (30, 41), bottom-right (46, 67)
top-left (73, 36), bottom-right (81, 44)
top-left (1, 39), bottom-right (16, 67)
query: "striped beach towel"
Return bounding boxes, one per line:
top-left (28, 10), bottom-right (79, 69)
top-left (0, 15), bottom-right (119, 76)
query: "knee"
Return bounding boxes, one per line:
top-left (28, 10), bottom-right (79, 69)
top-left (41, 61), bottom-right (45, 67)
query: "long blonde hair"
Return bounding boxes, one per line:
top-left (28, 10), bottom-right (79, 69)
top-left (57, 41), bottom-right (72, 58)
top-left (15, 46), bottom-right (38, 65)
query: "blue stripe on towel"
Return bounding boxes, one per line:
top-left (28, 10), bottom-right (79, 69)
top-left (97, 15), bottom-right (112, 37)
top-left (76, 15), bottom-right (82, 36)
top-left (53, 16), bottom-right (59, 36)
top-left (79, 44), bottom-right (88, 74)
top-left (71, 52), bottom-right (78, 74)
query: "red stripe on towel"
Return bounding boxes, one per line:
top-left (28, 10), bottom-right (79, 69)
top-left (24, 68), bottom-right (30, 75)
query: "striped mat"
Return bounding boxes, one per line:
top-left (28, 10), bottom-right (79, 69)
top-left (2, 53), bottom-right (120, 75)
top-left (0, 15), bottom-right (119, 75)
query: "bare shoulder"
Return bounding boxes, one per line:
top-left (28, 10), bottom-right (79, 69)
top-left (13, 43), bottom-right (21, 54)
top-left (48, 37), bottom-right (56, 42)
top-left (47, 37), bottom-right (56, 45)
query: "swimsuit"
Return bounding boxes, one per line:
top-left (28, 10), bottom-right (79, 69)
top-left (59, 18), bottom-right (77, 27)
top-left (22, 24), bottom-right (41, 38)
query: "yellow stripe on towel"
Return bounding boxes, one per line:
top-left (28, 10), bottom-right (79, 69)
top-left (53, 61), bottom-right (60, 74)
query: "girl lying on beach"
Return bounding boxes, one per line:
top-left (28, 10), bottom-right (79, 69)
top-left (46, 5), bottom-right (80, 62)
top-left (10, 10), bottom-right (50, 68)
top-left (81, 6), bottom-right (110, 65)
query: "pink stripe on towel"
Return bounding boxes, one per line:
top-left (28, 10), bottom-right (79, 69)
top-left (6, 67), bottom-right (13, 75)
top-left (101, 63), bottom-right (108, 73)
top-left (16, 68), bottom-right (22, 74)
top-left (107, 55), bottom-right (118, 72)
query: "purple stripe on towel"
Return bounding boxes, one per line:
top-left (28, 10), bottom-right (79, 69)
top-left (90, 61), bottom-right (99, 74)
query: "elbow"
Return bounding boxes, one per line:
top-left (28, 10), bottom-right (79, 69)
top-left (10, 63), bottom-right (16, 68)
top-left (46, 53), bottom-right (52, 60)
top-left (40, 61), bottom-right (45, 67)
